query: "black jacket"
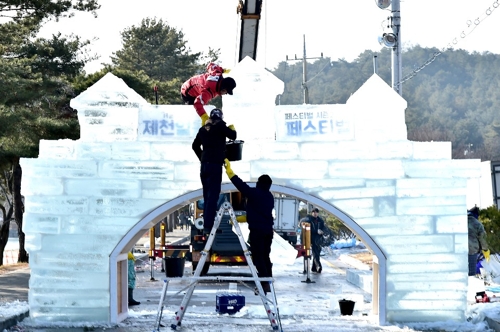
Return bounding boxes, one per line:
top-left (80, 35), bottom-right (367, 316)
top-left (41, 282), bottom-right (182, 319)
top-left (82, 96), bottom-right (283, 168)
top-left (230, 175), bottom-right (274, 234)
top-left (192, 120), bottom-right (236, 164)
top-left (307, 215), bottom-right (325, 241)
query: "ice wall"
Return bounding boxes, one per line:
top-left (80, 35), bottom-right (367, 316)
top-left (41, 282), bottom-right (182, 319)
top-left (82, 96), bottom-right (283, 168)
top-left (223, 56), bottom-right (284, 141)
top-left (21, 58), bottom-right (483, 324)
top-left (70, 72), bottom-right (149, 142)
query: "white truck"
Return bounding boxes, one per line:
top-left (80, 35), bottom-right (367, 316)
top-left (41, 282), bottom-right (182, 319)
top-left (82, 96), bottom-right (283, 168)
top-left (273, 197), bottom-right (300, 245)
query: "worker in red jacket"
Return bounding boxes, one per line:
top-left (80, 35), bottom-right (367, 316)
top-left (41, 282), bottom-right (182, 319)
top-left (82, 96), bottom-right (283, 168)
top-left (181, 63), bottom-right (237, 125)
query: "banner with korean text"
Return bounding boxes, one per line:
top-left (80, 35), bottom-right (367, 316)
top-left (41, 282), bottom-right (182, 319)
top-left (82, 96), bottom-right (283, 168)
top-left (275, 105), bottom-right (354, 142)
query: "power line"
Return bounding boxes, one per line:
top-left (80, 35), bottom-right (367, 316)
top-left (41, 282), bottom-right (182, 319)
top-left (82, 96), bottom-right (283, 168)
top-left (306, 59), bottom-right (332, 84)
top-left (399, 0), bottom-right (499, 85)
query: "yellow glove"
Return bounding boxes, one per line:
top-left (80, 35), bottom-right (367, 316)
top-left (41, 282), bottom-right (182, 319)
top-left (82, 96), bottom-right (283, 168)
top-left (236, 215), bottom-right (247, 223)
top-left (224, 158), bottom-right (235, 179)
top-left (228, 124), bottom-right (235, 131)
top-left (483, 249), bottom-right (490, 263)
top-left (230, 215), bottom-right (247, 225)
top-left (223, 68), bottom-right (231, 74)
top-left (201, 113), bottom-right (209, 126)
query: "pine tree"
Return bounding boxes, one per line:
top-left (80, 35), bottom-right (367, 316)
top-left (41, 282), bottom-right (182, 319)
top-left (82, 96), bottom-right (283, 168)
top-left (110, 17), bottom-right (220, 104)
top-left (0, 1), bottom-right (99, 265)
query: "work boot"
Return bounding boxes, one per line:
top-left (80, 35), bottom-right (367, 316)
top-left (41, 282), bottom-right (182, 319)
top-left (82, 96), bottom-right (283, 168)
top-left (261, 281), bottom-right (271, 294)
top-left (128, 288), bottom-right (141, 306)
top-left (129, 298), bottom-right (140, 306)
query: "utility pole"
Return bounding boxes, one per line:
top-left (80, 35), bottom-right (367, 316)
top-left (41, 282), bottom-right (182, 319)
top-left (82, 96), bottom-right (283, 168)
top-left (286, 35), bottom-right (323, 104)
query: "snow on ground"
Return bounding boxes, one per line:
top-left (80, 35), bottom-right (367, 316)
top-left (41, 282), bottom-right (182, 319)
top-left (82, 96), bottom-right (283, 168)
top-left (2, 300), bottom-right (496, 332)
top-left (2, 243), bottom-right (500, 331)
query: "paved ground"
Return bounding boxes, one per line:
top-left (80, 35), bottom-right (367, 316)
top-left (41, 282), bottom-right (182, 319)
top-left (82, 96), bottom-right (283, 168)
top-left (0, 266), bottom-right (30, 304)
top-left (0, 228), bottom-right (191, 331)
top-left (1, 229), bottom-right (499, 332)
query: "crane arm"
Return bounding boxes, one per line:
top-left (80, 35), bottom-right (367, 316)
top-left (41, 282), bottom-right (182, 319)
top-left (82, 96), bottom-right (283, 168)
top-left (236, 0), bottom-right (262, 62)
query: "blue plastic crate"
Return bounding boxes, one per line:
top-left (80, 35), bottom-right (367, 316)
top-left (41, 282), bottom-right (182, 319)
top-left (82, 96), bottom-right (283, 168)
top-left (216, 294), bottom-right (245, 314)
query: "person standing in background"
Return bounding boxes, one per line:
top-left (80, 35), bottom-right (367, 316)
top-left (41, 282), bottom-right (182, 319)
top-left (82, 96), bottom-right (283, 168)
top-left (468, 206), bottom-right (490, 276)
top-left (305, 208), bottom-right (326, 273)
top-left (178, 211), bottom-right (188, 230)
top-left (128, 251), bottom-right (140, 306)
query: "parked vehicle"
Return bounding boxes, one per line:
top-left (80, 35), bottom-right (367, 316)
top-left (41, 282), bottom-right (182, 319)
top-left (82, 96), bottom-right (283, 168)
top-left (273, 197), bottom-right (299, 245)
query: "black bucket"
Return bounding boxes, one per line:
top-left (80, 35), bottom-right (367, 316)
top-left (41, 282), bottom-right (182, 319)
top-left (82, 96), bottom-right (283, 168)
top-left (226, 140), bottom-right (244, 161)
top-left (338, 299), bottom-right (355, 315)
top-left (164, 257), bottom-right (186, 278)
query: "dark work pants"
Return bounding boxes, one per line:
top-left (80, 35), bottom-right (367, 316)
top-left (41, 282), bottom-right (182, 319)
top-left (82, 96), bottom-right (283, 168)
top-left (469, 253), bottom-right (479, 276)
top-left (249, 232), bottom-right (273, 278)
top-left (200, 162), bottom-right (222, 230)
top-left (311, 239), bottom-right (322, 271)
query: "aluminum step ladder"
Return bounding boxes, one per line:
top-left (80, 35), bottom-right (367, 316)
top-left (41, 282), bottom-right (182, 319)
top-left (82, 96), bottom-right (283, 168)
top-left (153, 201), bottom-right (282, 331)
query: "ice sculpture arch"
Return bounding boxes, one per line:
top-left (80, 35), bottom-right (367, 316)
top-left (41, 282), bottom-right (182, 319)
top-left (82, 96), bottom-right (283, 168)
top-left (21, 57), bottom-right (482, 326)
top-left (110, 183), bottom-right (388, 323)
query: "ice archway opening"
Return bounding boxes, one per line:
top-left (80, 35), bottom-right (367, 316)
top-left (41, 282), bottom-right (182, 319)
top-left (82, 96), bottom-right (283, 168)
top-left (110, 183), bottom-right (387, 324)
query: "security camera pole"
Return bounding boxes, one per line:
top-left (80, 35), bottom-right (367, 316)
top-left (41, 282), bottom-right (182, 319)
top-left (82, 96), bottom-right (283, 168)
top-left (391, 0), bottom-right (402, 96)
top-left (375, 0), bottom-right (402, 96)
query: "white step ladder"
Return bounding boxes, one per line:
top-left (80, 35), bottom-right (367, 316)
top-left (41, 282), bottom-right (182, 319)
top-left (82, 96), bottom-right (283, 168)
top-left (153, 201), bottom-right (282, 331)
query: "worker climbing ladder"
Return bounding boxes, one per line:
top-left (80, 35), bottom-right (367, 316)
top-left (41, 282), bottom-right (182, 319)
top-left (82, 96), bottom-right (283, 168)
top-left (153, 201), bottom-right (282, 331)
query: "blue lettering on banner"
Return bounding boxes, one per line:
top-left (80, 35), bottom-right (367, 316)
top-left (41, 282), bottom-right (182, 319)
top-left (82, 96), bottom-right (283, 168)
top-left (303, 120), bottom-right (316, 132)
top-left (280, 110), bottom-right (352, 139)
top-left (159, 119), bottom-right (174, 135)
top-left (286, 121), bottom-right (302, 136)
top-left (142, 118), bottom-right (176, 136)
top-left (285, 112), bottom-right (314, 120)
top-left (141, 113), bottom-right (196, 137)
top-left (316, 111), bottom-right (330, 119)
top-left (286, 120), bottom-right (334, 136)
top-left (318, 120), bottom-right (328, 134)
top-left (285, 119), bottom-right (343, 136)
top-left (143, 120), bottom-right (159, 135)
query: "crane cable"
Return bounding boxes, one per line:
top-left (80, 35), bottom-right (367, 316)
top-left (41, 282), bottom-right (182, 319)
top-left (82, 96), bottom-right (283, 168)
top-left (234, 2), bottom-right (240, 67)
top-left (263, 0), bottom-right (267, 68)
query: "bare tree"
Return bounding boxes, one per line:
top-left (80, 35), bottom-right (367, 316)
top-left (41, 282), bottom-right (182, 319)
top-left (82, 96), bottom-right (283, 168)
top-left (0, 167), bottom-right (14, 266)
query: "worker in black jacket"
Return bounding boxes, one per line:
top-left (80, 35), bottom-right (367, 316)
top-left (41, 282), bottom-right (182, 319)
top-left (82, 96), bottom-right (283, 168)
top-left (305, 208), bottom-right (326, 273)
top-left (192, 109), bottom-right (236, 232)
top-left (224, 158), bottom-right (274, 294)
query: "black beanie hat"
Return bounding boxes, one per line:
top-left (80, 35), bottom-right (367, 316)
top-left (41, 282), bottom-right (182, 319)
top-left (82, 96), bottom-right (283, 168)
top-left (220, 77), bottom-right (236, 95)
top-left (256, 174), bottom-right (272, 190)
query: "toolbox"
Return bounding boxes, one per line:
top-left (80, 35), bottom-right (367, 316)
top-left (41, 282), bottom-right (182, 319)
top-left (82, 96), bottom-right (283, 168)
top-left (216, 293), bottom-right (245, 314)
